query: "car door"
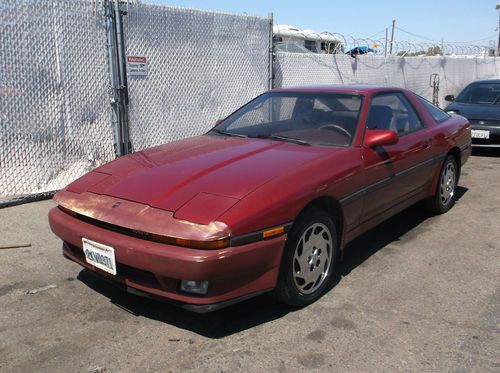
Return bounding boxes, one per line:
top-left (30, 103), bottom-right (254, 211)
top-left (361, 92), bottom-right (434, 223)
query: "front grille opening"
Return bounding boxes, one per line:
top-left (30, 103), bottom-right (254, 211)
top-left (63, 242), bottom-right (161, 289)
top-left (473, 135), bottom-right (500, 145)
top-left (64, 241), bottom-right (85, 260)
top-left (116, 262), bottom-right (161, 288)
top-left (59, 207), bottom-right (148, 241)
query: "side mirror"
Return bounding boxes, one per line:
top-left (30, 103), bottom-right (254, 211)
top-left (444, 94), bottom-right (455, 102)
top-left (215, 119), bottom-right (223, 125)
top-left (364, 129), bottom-right (398, 148)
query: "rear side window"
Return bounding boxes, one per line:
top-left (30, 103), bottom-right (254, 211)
top-left (416, 96), bottom-right (450, 123)
top-left (367, 93), bottom-right (423, 135)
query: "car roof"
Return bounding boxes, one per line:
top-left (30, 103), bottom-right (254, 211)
top-left (468, 79), bottom-right (500, 84)
top-left (271, 85), bottom-right (407, 94)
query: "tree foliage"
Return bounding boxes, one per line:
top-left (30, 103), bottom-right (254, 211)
top-left (396, 45), bottom-right (442, 57)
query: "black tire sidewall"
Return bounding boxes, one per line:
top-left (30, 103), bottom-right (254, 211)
top-left (433, 155), bottom-right (458, 214)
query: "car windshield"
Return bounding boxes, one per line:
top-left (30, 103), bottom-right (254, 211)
top-left (455, 82), bottom-right (500, 104)
top-left (210, 92), bottom-right (363, 147)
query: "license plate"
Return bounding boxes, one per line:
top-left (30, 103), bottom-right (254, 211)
top-left (82, 238), bottom-right (117, 275)
top-left (471, 129), bottom-right (490, 139)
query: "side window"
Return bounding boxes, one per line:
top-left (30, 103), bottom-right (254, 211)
top-left (367, 93), bottom-right (423, 135)
top-left (304, 40), bottom-right (317, 52)
top-left (416, 95), bottom-right (451, 123)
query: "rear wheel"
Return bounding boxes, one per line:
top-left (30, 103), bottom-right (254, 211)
top-left (272, 207), bottom-right (337, 307)
top-left (429, 155), bottom-right (458, 214)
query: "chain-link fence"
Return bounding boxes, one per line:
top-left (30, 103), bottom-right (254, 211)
top-left (274, 52), bottom-right (500, 107)
top-left (0, 0), bottom-right (115, 201)
top-left (123, 3), bottom-right (271, 151)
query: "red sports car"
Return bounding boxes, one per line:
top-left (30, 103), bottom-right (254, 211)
top-left (49, 86), bottom-right (471, 312)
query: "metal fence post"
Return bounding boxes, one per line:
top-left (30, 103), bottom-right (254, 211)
top-left (114, 0), bottom-right (131, 155)
top-left (104, 0), bottom-right (122, 157)
top-left (104, 0), bottom-right (131, 157)
top-left (268, 12), bottom-right (274, 90)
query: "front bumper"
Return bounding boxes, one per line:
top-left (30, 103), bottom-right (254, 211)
top-left (49, 207), bottom-right (286, 311)
top-left (470, 124), bottom-right (500, 147)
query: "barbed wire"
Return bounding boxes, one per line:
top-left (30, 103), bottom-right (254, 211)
top-left (275, 32), bottom-right (493, 56)
top-left (395, 26), bottom-right (496, 45)
top-left (316, 33), bottom-right (492, 56)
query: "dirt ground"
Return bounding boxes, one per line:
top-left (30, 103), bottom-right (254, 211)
top-left (0, 149), bottom-right (499, 373)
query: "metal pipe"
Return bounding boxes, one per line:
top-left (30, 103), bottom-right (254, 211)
top-left (389, 19), bottom-right (395, 54)
top-left (268, 12), bottom-right (273, 90)
top-left (384, 28), bottom-right (388, 57)
top-left (496, 3), bottom-right (500, 56)
top-left (104, 0), bottom-right (123, 157)
top-left (114, 0), bottom-right (131, 154)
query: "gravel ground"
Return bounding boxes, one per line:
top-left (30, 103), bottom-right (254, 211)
top-left (0, 149), bottom-right (499, 373)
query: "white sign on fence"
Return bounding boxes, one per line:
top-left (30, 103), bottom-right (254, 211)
top-left (127, 56), bottom-right (149, 77)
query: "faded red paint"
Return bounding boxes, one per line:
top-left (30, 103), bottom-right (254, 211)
top-left (48, 86), bottom-right (471, 309)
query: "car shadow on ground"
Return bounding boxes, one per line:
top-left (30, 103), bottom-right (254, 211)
top-left (77, 186), bottom-right (468, 338)
top-left (334, 186), bottom-right (468, 280)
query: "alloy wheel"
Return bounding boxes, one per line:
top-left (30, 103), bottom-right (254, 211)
top-left (440, 161), bottom-right (456, 207)
top-left (292, 222), bottom-right (333, 294)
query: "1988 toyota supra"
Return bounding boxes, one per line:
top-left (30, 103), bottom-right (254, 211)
top-left (48, 86), bottom-right (471, 312)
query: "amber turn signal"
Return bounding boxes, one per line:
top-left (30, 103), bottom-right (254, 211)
top-left (175, 237), bottom-right (230, 250)
top-left (262, 226), bottom-right (285, 239)
top-left (150, 233), bottom-right (230, 250)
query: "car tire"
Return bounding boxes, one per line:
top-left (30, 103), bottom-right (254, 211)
top-left (272, 207), bottom-right (338, 307)
top-left (428, 155), bottom-right (458, 214)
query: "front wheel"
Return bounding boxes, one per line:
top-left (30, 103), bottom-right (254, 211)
top-left (428, 155), bottom-right (458, 214)
top-left (272, 207), bottom-right (338, 307)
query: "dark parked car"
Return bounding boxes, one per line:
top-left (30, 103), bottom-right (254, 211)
top-left (49, 86), bottom-right (471, 312)
top-left (444, 79), bottom-right (500, 147)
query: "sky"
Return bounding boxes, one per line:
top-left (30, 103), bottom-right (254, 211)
top-left (150, 0), bottom-right (500, 46)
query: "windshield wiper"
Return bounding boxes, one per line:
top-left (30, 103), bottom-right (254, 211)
top-left (253, 134), bottom-right (310, 146)
top-left (210, 129), bottom-right (248, 138)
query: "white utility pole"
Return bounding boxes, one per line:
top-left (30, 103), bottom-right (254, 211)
top-left (496, 3), bottom-right (500, 55)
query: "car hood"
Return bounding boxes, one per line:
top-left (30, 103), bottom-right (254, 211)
top-left (445, 102), bottom-right (500, 121)
top-left (67, 135), bottom-right (332, 213)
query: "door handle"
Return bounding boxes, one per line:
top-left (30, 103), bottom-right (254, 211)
top-left (422, 142), bottom-right (431, 150)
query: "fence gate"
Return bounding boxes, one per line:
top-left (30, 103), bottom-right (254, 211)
top-left (120, 2), bottom-right (272, 151)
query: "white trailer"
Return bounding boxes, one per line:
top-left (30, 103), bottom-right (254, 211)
top-left (273, 24), bottom-right (343, 54)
